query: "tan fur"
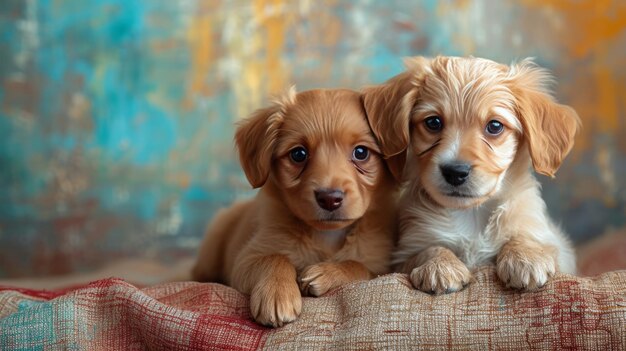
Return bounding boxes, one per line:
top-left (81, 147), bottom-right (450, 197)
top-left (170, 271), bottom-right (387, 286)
top-left (192, 89), bottom-right (397, 327)
top-left (363, 56), bottom-right (580, 293)
top-left (509, 76), bottom-right (580, 177)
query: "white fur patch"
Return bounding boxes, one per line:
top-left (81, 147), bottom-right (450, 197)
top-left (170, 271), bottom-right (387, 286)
top-left (393, 193), bottom-right (503, 268)
top-left (436, 131), bottom-right (461, 163)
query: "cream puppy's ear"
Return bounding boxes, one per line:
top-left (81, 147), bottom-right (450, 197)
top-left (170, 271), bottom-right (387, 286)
top-left (235, 87), bottom-right (296, 188)
top-left (508, 60), bottom-right (581, 177)
top-left (361, 57), bottom-right (431, 180)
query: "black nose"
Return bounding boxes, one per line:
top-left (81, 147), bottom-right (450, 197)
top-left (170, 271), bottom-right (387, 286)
top-left (440, 162), bottom-right (472, 186)
top-left (314, 189), bottom-right (344, 212)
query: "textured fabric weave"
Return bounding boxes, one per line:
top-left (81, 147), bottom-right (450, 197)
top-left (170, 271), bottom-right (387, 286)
top-left (1, 267), bottom-right (625, 350)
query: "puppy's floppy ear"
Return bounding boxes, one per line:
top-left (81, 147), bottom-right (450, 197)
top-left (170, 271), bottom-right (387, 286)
top-left (362, 57), bottom-right (430, 180)
top-left (508, 60), bottom-right (581, 177)
top-left (362, 71), bottom-right (416, 158)
top-left (235, 87), bottom-right (295, 188)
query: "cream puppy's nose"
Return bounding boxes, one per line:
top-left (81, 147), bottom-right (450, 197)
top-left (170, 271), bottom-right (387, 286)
top-left (440, 162), bottom-right (472, 186)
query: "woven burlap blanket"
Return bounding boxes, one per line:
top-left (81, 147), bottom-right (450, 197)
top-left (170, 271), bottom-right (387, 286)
top-left (1, 266), bottom-right (625, 350)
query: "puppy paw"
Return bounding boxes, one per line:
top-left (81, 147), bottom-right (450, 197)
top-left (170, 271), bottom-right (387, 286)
top-left (299, 263), bottom-right (346, 297)
top-left (250, 278), bottom-right (302, 328)
top-left (409, 257), bottom-right (471, 294)
top-left (496, 245), bottom-right (556, 291)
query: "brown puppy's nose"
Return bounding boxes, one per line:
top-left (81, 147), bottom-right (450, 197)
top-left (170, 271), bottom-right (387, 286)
top-left (314, 189), bottom-right (344, 212)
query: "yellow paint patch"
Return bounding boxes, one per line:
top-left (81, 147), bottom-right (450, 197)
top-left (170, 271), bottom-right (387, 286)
top-left (254, 0), bottom-right (290, 95)
top-left (184, 6), bottom-right (214, 109)
top-left (217, 0), bottom-right (292, 121)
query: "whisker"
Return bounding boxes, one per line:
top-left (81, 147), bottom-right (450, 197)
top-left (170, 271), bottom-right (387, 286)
top-left (481, 138), bottom-right (495, 152)
top-left (295, 164), bottom-right (307, 179)
top-left (353, 162), bottom-right (371, 175)
top-left (418, 139), bottom-right (441, 157)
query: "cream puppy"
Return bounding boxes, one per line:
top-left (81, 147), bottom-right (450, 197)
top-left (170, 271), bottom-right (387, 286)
top-left (363, 56), bottom-right (580, 294)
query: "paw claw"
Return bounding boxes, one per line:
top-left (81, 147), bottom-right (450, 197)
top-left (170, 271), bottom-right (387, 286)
top-left (444, 287), bottom-right (462, 294)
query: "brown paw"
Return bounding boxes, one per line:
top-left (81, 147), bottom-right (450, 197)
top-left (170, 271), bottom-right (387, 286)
top-left (250, 278), bottom-right (302, 327)
top-left (497, 246), bottom-right (556, 291)
top-left (409, 257), bottom-right (471, 294)
top-left (299, 263), bottom-right (346, 297)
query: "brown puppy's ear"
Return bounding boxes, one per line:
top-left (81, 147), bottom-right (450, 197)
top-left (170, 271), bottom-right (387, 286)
top-left (508, 60), bottom-right (581, 177)
top-left (380, 153), bottom-right (407, 183)
top-left (235, 88), bottom-right (295, 188)
top-left (362, 71), bottom-right (416, 158)
top-left (361, 56), bottom-right (430, 181)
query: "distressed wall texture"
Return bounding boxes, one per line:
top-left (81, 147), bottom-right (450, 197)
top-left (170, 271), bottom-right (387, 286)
top-left (1, 0), bottom-right (625, 278)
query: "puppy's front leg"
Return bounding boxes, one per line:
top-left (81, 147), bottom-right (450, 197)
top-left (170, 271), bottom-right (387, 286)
top-left (299, 260), bottom-right (372, 296)
top-left (496, 235), bottom-right (557, 291)
top-left (232, 254), bottom-right (302, 328)
top-left (400, 246), bottom-right (471, 294)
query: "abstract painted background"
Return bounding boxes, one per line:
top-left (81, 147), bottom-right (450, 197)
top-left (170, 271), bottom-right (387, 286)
top-left (1, 0), bottom-right (625, 279)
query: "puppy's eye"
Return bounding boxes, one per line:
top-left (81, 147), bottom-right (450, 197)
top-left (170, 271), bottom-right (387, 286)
top-left (485, 120), bottom-right (504, 135)
top-left (424, 116), bottom-right (443, 132)
top-left (352, 145), bottom-right (369, 161)
top-left (289, 147), bottom-right (308, 163)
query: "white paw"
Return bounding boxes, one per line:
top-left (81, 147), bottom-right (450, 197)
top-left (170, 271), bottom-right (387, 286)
top-left (497, 249), bottom-right (556, 291)
top-left (409, 258), bottom-right (471, 294)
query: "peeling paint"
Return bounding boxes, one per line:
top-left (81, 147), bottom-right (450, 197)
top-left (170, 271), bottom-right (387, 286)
top-left (0, 0), bottom-right (624, 278)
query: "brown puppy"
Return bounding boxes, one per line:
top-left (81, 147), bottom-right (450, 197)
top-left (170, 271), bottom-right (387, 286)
top-left (192, 88), bottom-right (396, 327)
top-left (363, 56), bottom-right (580, 294)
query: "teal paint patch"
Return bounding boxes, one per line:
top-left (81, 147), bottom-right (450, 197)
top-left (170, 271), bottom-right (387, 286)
top-left (91, 82), bottom-right (178, 166)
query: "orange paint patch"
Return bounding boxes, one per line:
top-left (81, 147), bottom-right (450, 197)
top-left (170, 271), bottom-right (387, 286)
top-left (521, 0), bottom-right (626, 58)
top-left (518, 1), bottom-right (626, 159)
top-left (594, 65), bottom-right (619, 133)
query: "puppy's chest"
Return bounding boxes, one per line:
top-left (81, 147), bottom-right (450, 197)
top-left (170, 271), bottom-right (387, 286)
top-left (436, 206), bottom-right (503, 267)
top-left (311, 229), bottom-right (348, 254)
top-left (287, 228), bottom-right (358, 271)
